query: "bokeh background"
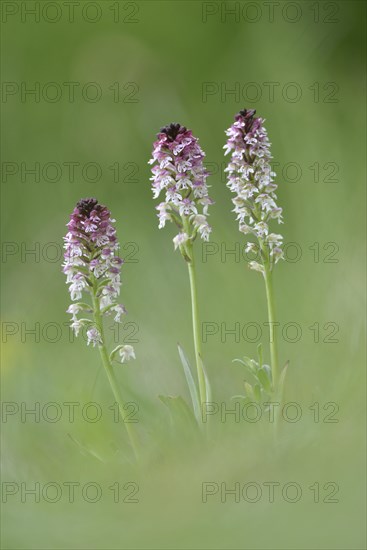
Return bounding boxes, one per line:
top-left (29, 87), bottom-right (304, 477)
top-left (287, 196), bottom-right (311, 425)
top-left (1, 1), bottom-right (366, 548)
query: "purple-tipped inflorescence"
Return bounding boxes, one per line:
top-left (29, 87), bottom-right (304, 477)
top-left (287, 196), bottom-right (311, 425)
top-left (224, 109), bottom-right (284, 273)
top-left (63, 198), bottom-right (133, 359)
top-left (149, 123), bottom-right (213, 249)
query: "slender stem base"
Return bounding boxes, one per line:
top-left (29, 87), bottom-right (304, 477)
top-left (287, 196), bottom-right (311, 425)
top-left (186, 242), bottom-right (207, 412)
top-left (263, 263), bottom-right (280, 390)
top-left (92, 293), bottom-right (139, 461)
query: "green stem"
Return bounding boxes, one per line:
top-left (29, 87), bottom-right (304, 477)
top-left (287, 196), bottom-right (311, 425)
top-left (263, 261), bottom-right (280, 390)
top-left (91, 291), bottom-right (139, 461)
top-left (182, 231), bottom-right (207, 412)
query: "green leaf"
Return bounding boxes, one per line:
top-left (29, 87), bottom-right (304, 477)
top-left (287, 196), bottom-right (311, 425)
top-left (242, 356), bottom-right (259, 372)
top-left (262, 364), bottom-right (272, 381)
top-left (257, 343), bottom-right (263, 368)
top-left (159, 395), bottom-right (198, 434)
top-left (199, 355), bottom-right (212, 403)
top-left (257, 366), bottom-right (272, 393)
top-left (278, 361), bottom-right (289, 400)
top-left (253, 384), bottom-right (262, 402)
top-left (233, 357), bottom-right (258, 372)
top-left (177, 344), bottom-right (201, 423)
top-left (233, 357), bottom-right (260, 385)
top-left (67, 433), bottom-right (104, 462)
top-left (244, 381), bottom-right (254, 400)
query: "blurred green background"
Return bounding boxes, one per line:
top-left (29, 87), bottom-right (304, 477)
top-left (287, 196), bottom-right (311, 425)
top-left (1, 1), bottom-right (366, 548)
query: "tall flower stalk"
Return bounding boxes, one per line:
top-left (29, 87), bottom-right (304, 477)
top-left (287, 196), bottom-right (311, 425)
top-left (149, 123), bottom-right (213, 413)
top-left (63, 198), bottom-right (139, 459)
top-left (224, 110), bottom-right (284, 390)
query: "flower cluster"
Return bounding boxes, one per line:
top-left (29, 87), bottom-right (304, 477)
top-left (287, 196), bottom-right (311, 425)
top-left (63, 198), bottom-right (134, 362)
top-left (149, 123), bottom-right (213, 250)
top-left (224, 109), bottom-right (284, 273)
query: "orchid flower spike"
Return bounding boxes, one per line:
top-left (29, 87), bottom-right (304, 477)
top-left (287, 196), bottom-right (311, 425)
top-left (62, 198), bottom-right (134, 363)
top-left (224, 109), bottom-right (284, 273)
top-left (149, 123), bottom-right (214, 254)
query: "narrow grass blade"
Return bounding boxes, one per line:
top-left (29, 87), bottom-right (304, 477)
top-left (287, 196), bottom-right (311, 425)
top-left (159, 395), bottom-right (198, 434)
top-left (177, 344), bottom-right (201, 423)
top-left (67, 433), bottom-right (104, 462)
top-left (278, 360), bottom-right (289, 400)
top-left (199, 355), bottom-right (212, 403)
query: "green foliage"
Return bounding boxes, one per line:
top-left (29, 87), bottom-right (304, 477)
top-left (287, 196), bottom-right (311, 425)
top-left (177, 344), bottom-right (201, 423)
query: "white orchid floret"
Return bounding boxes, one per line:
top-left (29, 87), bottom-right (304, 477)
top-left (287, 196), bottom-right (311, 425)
top-left (69, 275), bottom-right (87, 301)
top-left (266, 233), bottom-right (283, 245)
top-left (86, 327), bottom-right (102, 347)
top-left (254, 222), bottom-right (269, 238)
top-left (119, 345), bottom-right (136, 363)
top-left (245, 242), bottom-right (258, 255)
top-left (156, 202), bottom-right (172, 229)
top-left (192, 214), bottom-right (212, 241)
top-left (239, 223), bottom-right (252, 235)
top-left (248, 261), bottom-right (265, 274)
top-left (173, 232), bottom-right (189, 250)
top-left (271, 247), bottom-right (284, 264)
top-left (67, 303), bottom-right (83, 320)
top-left (71, 319), bottom-right (83, 337)
top-left (111, 304), bottom-right (127, 323)
top-left (178, 199), bottom-right (197, 217)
